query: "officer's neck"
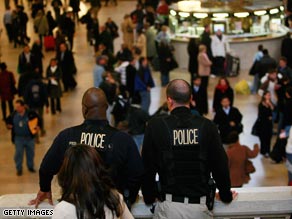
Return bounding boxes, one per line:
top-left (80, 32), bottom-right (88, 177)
top-left (170, 104), bottom-right (190, 112)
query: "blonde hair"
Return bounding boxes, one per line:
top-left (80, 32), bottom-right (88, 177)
top-left (199, 44), bottom-right (206, 52)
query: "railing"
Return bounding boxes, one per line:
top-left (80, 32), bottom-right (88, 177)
top-left (0, 187), bottom-right (291, 219)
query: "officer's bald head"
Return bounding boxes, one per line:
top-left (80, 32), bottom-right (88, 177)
top-left (82, 87), bottom-right (108, 120)
top-left (166, 79), bottom-right (192, 108)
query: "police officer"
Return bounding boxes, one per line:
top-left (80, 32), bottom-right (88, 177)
top-left (29, 87), bottom-right (143, 207)
top-left (141, 79), bottom-right (236, 219)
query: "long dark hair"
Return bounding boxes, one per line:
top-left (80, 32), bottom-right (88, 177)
top-left (58, 144), bottom-right (122, 219)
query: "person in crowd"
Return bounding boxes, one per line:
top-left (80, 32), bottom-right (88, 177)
top-left (281, 33), bottom-right (292, 68)
top-left (158, 39), bottom-right (172, 86)
top-left (135, 57), bottom-right (155, 114)
top-left (258, 49), bottom-right (277, 79)
top-left (52, 144), bottom-right (134, 219)
top-left (23, 71), bottom-right (49, 137)
top-left (59, 9), bottom-right (75, 51)
top-left (51, 0), bottom-right (62, 24)
top-left (130, 3), bottom-right (145, 31)
top-left (257, 90), bottom-right (274, 157)
top-left (69, 0), bottom-right (80, 22)
top-left (12, 9), bottom-right (21, 48)
top-left (105, 17), bottom-right (119, 40)
top-left (200, 24), bottom-right (213, 62)
top-left (156, 0), bottom-right (169, 25)
top-left (145, 22), bottom-right (157, 62)
top-left (31, 39), bottom-right (44, 76)
top-left (278, 56), bottom-right (292, 81)
top-left (250, 44), bottom-right (264, 94)
top-left (145, 5), bottom-right (156, 26)
top-left (93, 55), bottom-right (108, 87)
top-left (127, 97), bottom-right (150, 152)
top-left (115, 59), bottom-right (129, 90)
top-left (3, 6), bottom-right (13, 43)
top-left (197, 44), bottom-right (212, 89)
top-left (95, 43), bottom-right (115, 70)
top-left (211, 29), bottom-right (230, 76)
top-left (226, 131), bottom-right (259, 187)
top-left (31, 0), bottom-right (44, 19)
top-left (6, 99), bottom-right (40, 176)
top-left (99, 72), bottom-right (118, 125)
top-left (18, 44), bottom-right (36, 75)
top-left (190, 76), bottom-right (208, 115)
top-left (33, 10), bottom-right (49, 47)
top-left (213, 96), bottom-right (243, 144)
top-left (16, 5), bottom-right (29, 45)
top-left (29, 87), bottom-right (144, 209)
top-left (0, 63), bottom-right (16, 120)
top-left (121, 14), bottom-right (135, 49)
top-left (46, 11), bottom-right (57, 36)
top-left (116, 43), bottom-right (133, 62)
top-left (98, 26), bottom-right (114, 54)
top-left (17, 67), bottom-right (37, 97)
top-left (111, 92), bottom-right (129, 127)
top-left (286, 127), bottom-right (292, 186)
top-left (135, 29), bottom-right (147, 58)
top-left (141, 79), bottom-right (236, 218)
top-left (213, 77), bottom-right (234, 112)
top-left (187, 38), bottom-right (198, 83)
top-left (126, 58), bottom-right (138, 100)
top-left (80, 8), bottom-right (95, 44)
top-left (89, 0), bottom-right (101, 19)
top-left (46, 58), bottom-right (62, 115)
top-left (56, 43), bottom-right (77, 92)
top-left (281, 86), bottom-right (292, 136)
top-left (155, 25), bottom-right (170, 44)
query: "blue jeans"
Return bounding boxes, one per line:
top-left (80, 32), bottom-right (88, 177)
top-left (251, 74), bottom-right (260, 94)
top-left (139, 91), bottom-right (151, 114)
top-left (132, 134), bottom-right (144, 152)
top-left (160, 72), bottom-right (169, 87)
top-left (14, 137), bottom-right (35, 171)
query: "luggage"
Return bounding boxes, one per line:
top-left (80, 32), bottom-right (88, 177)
top-left (270, 137), bottom-right (287, 163)
top-left (225, 53), bottom-right (240, 77)
top-left (44, 35), bottom-right (55, 51)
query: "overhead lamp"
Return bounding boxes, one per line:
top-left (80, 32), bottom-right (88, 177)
top-left (280, 6), bottom-right (284, 11)
top-left (178, 12), bottom-right (190, 18)
top-left (213, 13), bottom-right (229, 18)
top-left (234, 12), bottom-right (249, 18)
top-left (254, 10), bottom-right (267, 16)
top-left (269, 8), bottom-right (279, 15)
top-left (193, 13), bottom-right (208, 18)
top-left (177, 0), bottom-right (201, 12)
top-left (170, 10), bottom-right (177, 16)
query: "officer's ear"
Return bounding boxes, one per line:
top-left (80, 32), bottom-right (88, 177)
top-left (167, 97), bottom-right (173, 109)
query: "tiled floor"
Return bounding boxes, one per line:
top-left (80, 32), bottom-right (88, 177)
top-left (0, 0), bottom-right (288, 197)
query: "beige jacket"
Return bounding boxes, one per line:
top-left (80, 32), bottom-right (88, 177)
top-left (198, 52), bottom-right (212, 76)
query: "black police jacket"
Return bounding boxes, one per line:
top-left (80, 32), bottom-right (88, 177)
top-left (141, 107), bottom-right (232, 204)
top-left (39, 119), bottom-right (144, 203)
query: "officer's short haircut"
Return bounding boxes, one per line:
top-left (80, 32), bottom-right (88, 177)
top-left (166, 79), bottom-right (191, 104)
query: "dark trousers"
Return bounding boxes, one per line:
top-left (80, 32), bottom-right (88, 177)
top-left (213, 56), bottom-right (225, 76)
top-left (5, 23), bottom-right (13, 42)
top-left (259, 124), bottom-right (273, 155)
top-left (201, 76), bottom-right (209, 89)
top-left (1, 100), bottom-right (14, 120)
top-left (50, 97), bottom-right (61, 114)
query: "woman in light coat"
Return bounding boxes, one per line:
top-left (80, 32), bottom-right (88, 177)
top-left (135, 29), bottom-right (147, 58)
top-left (34, 10), bottom-right (49, 46)
top-left (198, 44), bottom-right (212, 89)
top-left (121, 14), bottom-right (135, 49)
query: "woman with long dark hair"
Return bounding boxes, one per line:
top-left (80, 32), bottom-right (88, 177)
top-left (53, 144), bottom-right (133, 219)
top-left (257, 91), bottom-right (274, 157)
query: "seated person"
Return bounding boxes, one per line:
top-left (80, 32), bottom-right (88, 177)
top-left (52, 144), bottom-right (134, 219)
top-left (213, 96), bottom-right (243, 144)
top-left (226, 132), bottom-right (259, 187)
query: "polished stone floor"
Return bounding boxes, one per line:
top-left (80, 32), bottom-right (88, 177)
top-left (0, 0), bottom-right (288, 197)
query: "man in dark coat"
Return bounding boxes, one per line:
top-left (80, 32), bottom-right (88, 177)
top-left (191, 76), bottom-right (208, 115)
top-left (259, 49), bottom-right (277, 79)
top-left (213, 96), bottom-right (243, 144)
top-left (281, 33), bottom-right (292, 68)
top-left (56, 43), bottom-right (77, 92)
top-left (200, 25), bottom-right (213, 62)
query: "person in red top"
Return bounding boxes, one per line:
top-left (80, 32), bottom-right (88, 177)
top-left (226, 131), bottom-right (259, 187)
top-left (0, 62), bottom-right (17, 120)
top-left (156, 0), bottom-right (169, 25)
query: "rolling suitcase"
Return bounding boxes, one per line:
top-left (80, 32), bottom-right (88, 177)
top-left (44, 35), bottom-right (55, 51)
top-left (225, 54), bottom-right (240, 77)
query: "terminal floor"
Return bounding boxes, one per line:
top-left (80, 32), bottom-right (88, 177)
top-left (0, 0), bottom-right (288, 197)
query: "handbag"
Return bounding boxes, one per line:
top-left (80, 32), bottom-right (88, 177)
top-left (251, 118), bottom-right (261, 136)
top-left (168, 56), bottom-right (178, 71)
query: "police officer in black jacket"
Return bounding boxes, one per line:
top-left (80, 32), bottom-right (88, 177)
top-left (29, 87), bottom-right (144, 208)
top-left (141, 79), bottom-right (236, 219)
